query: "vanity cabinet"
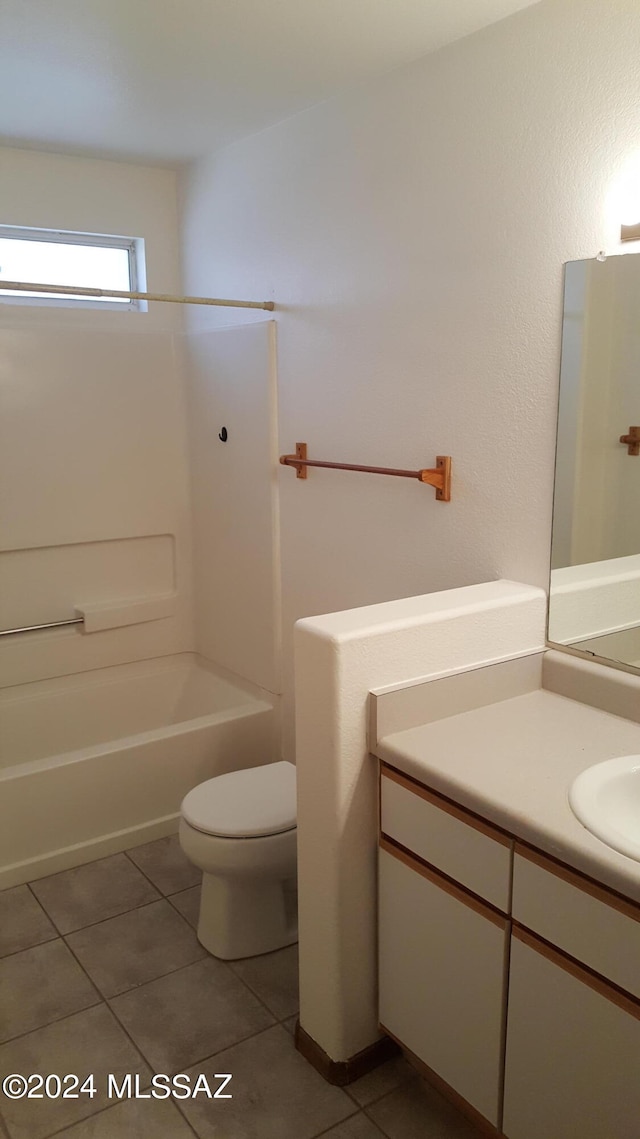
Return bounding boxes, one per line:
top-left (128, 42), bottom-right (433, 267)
top-left (379, 765), bottom-right (512, 1129)
top-left (503, 928), bottom-right (640, 1139)
top-left (378, 760), bottom-right (640, 1137)
top-left (511, 843), bottom-right (640, 999)
top-left (379, 841), bottom-right (508, 1127)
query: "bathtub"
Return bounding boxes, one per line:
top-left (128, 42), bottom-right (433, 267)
top-left (0, 653), bottom-right (277, 889)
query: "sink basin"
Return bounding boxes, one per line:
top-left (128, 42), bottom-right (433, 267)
top-left (569, 755), bottom-right (640, 862)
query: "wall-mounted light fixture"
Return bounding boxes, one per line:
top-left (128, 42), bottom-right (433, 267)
top-left (619, 154), bottom-right (640, 242)
top-left (621, 221), bottom-right (640, 243)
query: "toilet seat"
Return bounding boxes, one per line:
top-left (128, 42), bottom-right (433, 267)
top-left (181, 761), bottom-right (296, 839)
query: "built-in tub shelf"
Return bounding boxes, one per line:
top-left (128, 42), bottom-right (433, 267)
top-left (0, 594), bottom-right (177, 637)
top-left (76, 593), bottom-right (176, 633)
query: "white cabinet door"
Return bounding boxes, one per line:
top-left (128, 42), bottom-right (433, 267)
top-left (378, 843), bottom-right (508, 1127)
top-left (503, 930), bottom-right (640, 1139)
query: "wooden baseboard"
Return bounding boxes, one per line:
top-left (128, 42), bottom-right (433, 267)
top-left (294, 1022), bottom-right (400, 1086)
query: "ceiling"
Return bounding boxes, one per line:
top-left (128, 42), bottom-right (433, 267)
top-left (0, 0), bottom-right (540, 165)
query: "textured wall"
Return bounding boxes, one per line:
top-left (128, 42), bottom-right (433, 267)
top-left (295, 581), bottom-right (546, 1058)
top-left (180, 0), bottom-right (640, 756)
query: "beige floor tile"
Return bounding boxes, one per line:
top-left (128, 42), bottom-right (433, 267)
top-left (0, 940), bottom-right (99, 1043)
top-left (110, 956), bottom-right (275, 1073)
top-left (282, 1016), bottom-right (297, 1035)
top-left (51, 1097), bottom-right (195, 1138)
top-left (319, 1114), bottom-right (388, 1139)
top-left (0, 1004), bottom-right (150, 1139)
top-left (229, 943), bottom-right (299, 1020)
top-left (0, 888), bottom-right (56, 959)
top-left (366, 1078), bottom-right (485, 1139)
top-left (127, 836), bottom-right (201, 896)
top-left (180, 1024), bottom-right (355, 1139)
top-left (66, 901), bottom-right (205, 997)
top-left (168, 886), bottom-right (200, 929)
top-left (346, 1056), bottom-right (416, 1108)
top-left (30, 855), bottom-right (159, 934)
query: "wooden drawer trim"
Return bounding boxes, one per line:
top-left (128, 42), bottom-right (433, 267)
top-left (381, 763), bottom-right (511, 847)
top-left (515, 841), bottom-right (640, 923)
top-left (512, 924), bottom-right (640, 1020)
top-left (380, 836), bottom-right (509, 929)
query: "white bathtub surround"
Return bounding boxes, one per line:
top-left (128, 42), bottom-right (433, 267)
top-left (186, 320), bottom-right (282, 695)
top-left (294, 579), bottom-right (546, 1064)
top-left (0, 324), bottom-right (194, 689)
top-left (0, 146), bottom-right (193, 691)
top-left (0, 654), bottom-right (277, 889)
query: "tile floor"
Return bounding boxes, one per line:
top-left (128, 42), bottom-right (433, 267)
top-left (0, 836), bottom-right (484, 1139)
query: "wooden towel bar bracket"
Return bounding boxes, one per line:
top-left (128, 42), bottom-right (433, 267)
top-left (279, 444), bottom-right (452, 501)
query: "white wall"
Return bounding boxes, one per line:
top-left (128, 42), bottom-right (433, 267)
top-left (0, 147), bottom-right (193, 686)
top-left (180, 0), bottom-right (640, 756)
top-left (187, 320), bottom-right (282, 693)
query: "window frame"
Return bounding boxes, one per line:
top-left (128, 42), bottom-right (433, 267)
top-left (0, 225), bottom-right (146, 311)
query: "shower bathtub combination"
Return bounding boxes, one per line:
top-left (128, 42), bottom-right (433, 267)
top-left (0, 653), bottom-right (276, 889)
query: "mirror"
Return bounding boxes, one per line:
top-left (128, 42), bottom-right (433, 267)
top-left (548, 252), bottom-right (640, 673)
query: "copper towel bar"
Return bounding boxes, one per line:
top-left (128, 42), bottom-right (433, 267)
top-left (279, 444), bottom-right (451, 501)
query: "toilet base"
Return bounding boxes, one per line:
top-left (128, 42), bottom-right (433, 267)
top-left (197, 870), bottom-right (298, 959)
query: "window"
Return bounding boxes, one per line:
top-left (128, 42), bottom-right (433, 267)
top-left (0, 226), bottom-right (145, 310)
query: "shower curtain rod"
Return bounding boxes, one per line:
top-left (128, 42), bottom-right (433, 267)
top-left (0, 280), bottom-right (275, 311)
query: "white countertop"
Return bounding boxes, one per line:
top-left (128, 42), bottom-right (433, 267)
top-left (376, 688), bottom-right (640, 903)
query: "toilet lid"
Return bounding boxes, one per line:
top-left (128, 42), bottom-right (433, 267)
top-left (181, 762), bottom-right (297, 838)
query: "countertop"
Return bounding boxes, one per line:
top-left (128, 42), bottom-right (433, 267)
top-left (375, 687), bottom-right (640, 903)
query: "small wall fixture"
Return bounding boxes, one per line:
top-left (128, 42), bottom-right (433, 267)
top-left (279, 443), bottom-right (452, 501)
top-left (620, 426), bottom-right (640, 456)
top-left (621, 223), bottom-right (640, 244)
top-left (618, 156), bottom-right (640, 242)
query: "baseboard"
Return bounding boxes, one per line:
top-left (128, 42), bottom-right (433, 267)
top-left (0, 813), bottom-right (180, 890)
top-left (294, 1022), bottom-right (400, 1086)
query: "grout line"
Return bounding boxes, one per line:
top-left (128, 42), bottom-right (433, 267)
top-left (26, 888), bottom-right (162, 939)
top-left (224, 965), bottom-right (292, 1025)
top-left (122, 846), bottom-right (201, 900)
top-left (0, 995), bottom-right (105, 1049)
top-left (34, 1085), bottom-right (202, 1139)
top-left (26, 881), bottom-right (68, 936)
top-left (0, 930), bottom-right (61, 963)
top-left (49, 933), bottom-right (162, 1095)
top-left (65, 939), bottom-right (208, 1002)
top-left (309, 1106), bottom-right (365, 1139)
top-left (344, 1065), bottom-right (418, 1110)
top-left (171, 1097), bottom-right (211, 1139)
top-left (104, 955), bottom-right (236, 1012)
top-left (165, 890), bottom-right (200, 929)
top-left (59, 895), bottom-right (198, 948)
top-left (148, 1022), bottom-right (283, 1082)
top-left (361, 1101), bottom-right (397, 1139)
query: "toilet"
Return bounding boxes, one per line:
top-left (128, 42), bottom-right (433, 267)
top-left (179, 761), bottom-right (297, 960)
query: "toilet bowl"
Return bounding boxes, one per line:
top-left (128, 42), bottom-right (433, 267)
top-left (179, 761), bottom-right (297, 960)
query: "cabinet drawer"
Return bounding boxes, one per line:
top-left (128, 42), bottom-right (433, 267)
top-left (379, 843), bottom-right (508, 1128)
top-left (380, 765), bottom-right (511, 911)
top-left (512, 844), bottom-right (640, 999)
